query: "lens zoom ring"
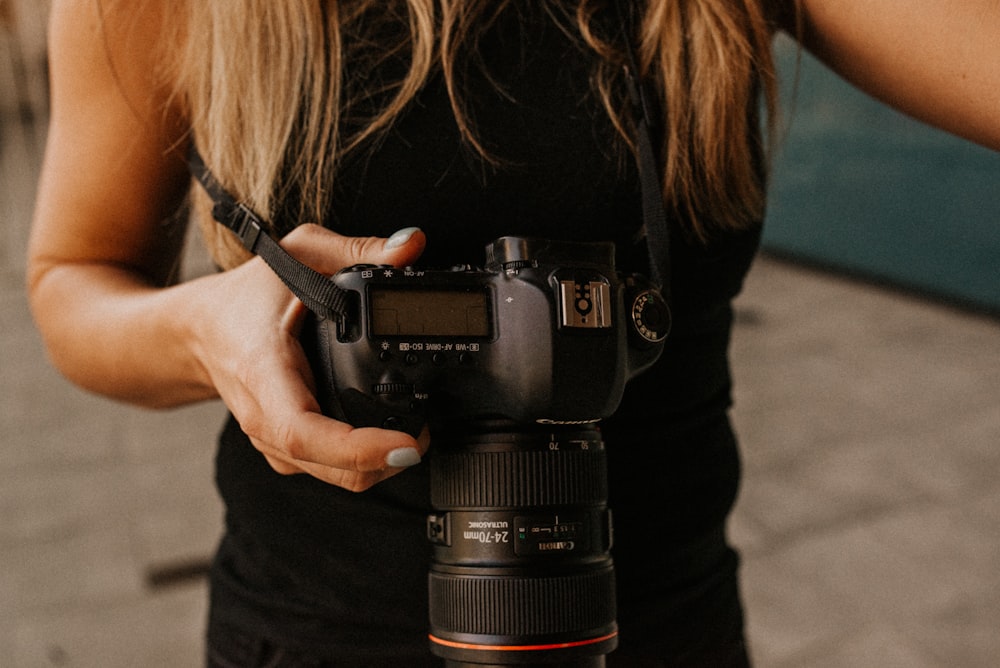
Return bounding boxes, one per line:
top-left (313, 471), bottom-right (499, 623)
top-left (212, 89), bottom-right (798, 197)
top-left (430, 450), bottom-right (607, 508)
top-left (429, 567), bottom-right (616, 637)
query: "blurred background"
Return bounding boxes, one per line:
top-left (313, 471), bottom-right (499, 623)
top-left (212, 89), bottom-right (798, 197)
top-left (3, 2), bottom-right (998, 666)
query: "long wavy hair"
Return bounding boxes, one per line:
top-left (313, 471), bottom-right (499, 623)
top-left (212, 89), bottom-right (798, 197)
top-left (164, 0), bottom-right (792, 267)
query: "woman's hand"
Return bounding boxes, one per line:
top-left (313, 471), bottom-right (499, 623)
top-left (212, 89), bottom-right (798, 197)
top-left (189, 224), bottom-right (429, 492)
top-left (29, 1), bottom-right (432, 493)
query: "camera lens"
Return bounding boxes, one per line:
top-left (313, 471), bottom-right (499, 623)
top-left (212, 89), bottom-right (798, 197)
top-left (427, 426), bottom-right (617, 667)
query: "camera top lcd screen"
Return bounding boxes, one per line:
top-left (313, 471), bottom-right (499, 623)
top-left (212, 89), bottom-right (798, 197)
top-left (370, 288), bottom-right (491, 337)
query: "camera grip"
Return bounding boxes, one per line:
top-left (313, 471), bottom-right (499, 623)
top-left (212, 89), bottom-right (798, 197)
top-left (307, 315), bottom-right (426, 437)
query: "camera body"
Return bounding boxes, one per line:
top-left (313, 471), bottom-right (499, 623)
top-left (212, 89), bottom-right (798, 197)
top-left (311, 236), bottom-right (670, 435)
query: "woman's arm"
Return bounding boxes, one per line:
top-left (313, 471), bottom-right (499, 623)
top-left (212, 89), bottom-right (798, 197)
top-left (27, 0), bottom-right (428, 491)
top-left (788, 0), bottom-right (1000, 151)
top-left (28, 0), bottom-right (202, 404)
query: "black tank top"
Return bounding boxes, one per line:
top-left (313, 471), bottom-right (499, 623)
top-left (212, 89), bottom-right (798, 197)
top-left (210, 10), bottom-right (761, 663)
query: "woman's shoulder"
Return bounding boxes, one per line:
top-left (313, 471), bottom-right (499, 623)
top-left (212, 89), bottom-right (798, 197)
top-left (49, 0), bottom-right (183, 120)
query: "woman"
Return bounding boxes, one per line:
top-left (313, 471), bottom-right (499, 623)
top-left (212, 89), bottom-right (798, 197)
top-left (27, 1), bottom-right (999, 665)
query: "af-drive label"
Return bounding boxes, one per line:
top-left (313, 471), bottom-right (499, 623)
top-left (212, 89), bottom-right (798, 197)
top-left (396, 342), bottom-right (481, 352)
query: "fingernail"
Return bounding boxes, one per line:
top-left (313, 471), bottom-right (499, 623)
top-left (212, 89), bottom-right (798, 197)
top-left (385, 227), bottom-right (420, 250)
top-left (386, 447), bottom-right (421, 468)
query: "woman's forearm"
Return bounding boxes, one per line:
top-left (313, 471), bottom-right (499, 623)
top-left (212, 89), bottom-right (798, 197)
top-left (28, 261), bottom-right (219, 408)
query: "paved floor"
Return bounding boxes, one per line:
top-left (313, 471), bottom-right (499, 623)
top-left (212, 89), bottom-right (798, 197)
top-left (3, 9), bottom-right (999, 667)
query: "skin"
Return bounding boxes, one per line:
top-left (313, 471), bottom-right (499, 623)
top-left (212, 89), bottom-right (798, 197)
top-left (793, 0), bottom-right (1000, 151)
top-left (27, 0), bottom-right (1000, 492)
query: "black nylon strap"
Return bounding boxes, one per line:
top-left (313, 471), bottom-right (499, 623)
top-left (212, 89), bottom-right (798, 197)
top-left (188, 147), bottom-right (348, 322)
top-left (625, 72), bottom-right (671, 295)
top-left (617, 1), bottom-right (672, 298)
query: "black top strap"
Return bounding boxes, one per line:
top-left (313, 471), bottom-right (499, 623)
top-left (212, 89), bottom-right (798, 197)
top-left (188, 147), bottom-right (349, 322)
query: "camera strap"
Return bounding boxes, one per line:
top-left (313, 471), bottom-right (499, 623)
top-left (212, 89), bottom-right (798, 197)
top-left (616, 0), bottom-right (672, 300)
top-left (187, 148), bottom-right (350, 322)
top-left (187, 6), bottom-right (671, 319)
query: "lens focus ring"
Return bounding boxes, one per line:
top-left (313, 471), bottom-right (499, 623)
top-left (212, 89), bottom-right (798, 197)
top-left (430, 448), bottom-right (608, 509)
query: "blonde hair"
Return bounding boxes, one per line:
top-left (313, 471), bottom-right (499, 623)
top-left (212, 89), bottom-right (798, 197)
top-left (167, 1), bottom-right (788, 268)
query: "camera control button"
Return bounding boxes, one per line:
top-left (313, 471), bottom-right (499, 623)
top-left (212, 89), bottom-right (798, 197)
top-left (382, 416), bottom-right (406, 430)
top-left (427, 514), bottom-right (449, 546)
top-left (374, 382), bottom-right (413, 395)
top-left (405, 352), bottom-right (419, 365)
top-left (502, 259), bottom-right (534, 272)
top-left (432, 353), bottom-right (447, 366)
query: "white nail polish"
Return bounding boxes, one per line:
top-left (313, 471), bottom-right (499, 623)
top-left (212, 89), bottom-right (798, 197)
top-left (386, 447), bottom-right (421, 468)
top-left (385, 227), bottom-right (420, 250)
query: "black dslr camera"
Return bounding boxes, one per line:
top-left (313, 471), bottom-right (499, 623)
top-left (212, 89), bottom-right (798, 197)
top-left (312, 236), bottom-right (669, 435)
top-left (311, 236), bottom-right (669, 667)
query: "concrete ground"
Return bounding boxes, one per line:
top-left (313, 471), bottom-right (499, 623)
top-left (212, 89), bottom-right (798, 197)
top-left (3, 6), bottom-right (999, 666)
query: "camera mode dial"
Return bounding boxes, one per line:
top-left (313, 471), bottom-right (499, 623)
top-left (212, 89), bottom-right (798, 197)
top-left (629, 288), bottom-right (671, 344)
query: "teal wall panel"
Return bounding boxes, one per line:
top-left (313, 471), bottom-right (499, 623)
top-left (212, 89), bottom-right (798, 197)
top-left (763, 39), bottom-right (1000, 314)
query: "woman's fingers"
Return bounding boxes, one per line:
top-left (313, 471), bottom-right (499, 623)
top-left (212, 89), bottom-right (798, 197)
top-left (253, 413), bottom-right (425, 492)
top-left (279, 224), bottom-right (426, 276)
top-left (196, 225), bottom-right (429, 491)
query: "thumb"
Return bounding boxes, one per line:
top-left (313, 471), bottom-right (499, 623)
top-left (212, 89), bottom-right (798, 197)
top-left (377, 226), bottom-right (427, 267)
top-left (280, 225), bottom-right (426, 276)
